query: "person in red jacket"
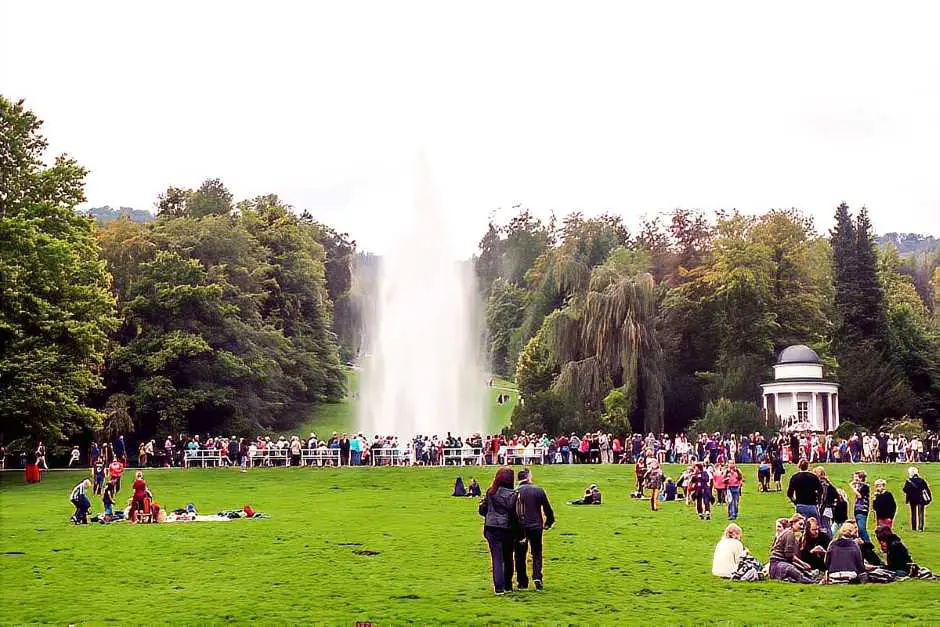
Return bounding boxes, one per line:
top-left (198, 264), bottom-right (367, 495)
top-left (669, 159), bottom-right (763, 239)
top-left (108, 459), bottom-right (125, 493)
top-left (131, 470), bottom-right (147, 522)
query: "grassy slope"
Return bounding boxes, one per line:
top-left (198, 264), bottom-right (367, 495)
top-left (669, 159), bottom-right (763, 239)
top-left (293, 371), bottom-right (518, 437)
top-left (1, 464), bottom-right (937, 624)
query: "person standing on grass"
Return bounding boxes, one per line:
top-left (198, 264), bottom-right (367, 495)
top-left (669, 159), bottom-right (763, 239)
top-left (35, 442), bottom-right (47, 470)
top-left (108, 457), bottom-right (125, 493)
top-left (478, 466), bottom-right (519, 595)
top-left (815, 467), bottom-right (838, 533)
top-left (289, 436), bottom-right (302, 467)
top-left (786, 459), bottom-right (822, 522)
top-left (114, 435), bottom-right (126, 465)
top-left (644, 459), bottom-right (664, 511)
top-left (92, 458), bottom-right (105, 495)
top-left (69, 479), bottom-right (92, 524)
top-left (771, 452), bottom-right (785, 492)
top-left (690, 462), bottom-right (712, 520)
top-left (514, 468), bottom-right (555, 590)
top-left (130, 471), bottom-right (148, 521)
top-left (339, 434), bottom-right (351, 466)
top-left (725, 460), bottom-right (743, 521)
top-left (903, 467), bottom-right (931, 532)
top-left (850, 470), bottom-right (872, 543)
top-left (872, 479), bottom-right (897, 529)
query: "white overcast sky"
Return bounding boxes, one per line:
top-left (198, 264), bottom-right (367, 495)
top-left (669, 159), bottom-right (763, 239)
top-left (2, 0), bottom-right (938, 255)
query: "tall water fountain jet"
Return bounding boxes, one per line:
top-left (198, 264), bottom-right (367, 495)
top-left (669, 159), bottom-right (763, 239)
top-left (357, 160), bottom-right (485, 438)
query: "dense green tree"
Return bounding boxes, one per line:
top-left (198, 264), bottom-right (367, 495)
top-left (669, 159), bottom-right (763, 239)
top-left (187, 178), bottom-right (233, 218)
top-left (830, 202), bottom-right (856, 344)
top-left (880, 246), bottom-right (940, 423)
top-left (854, 207), bottom-right (887, 340)
top-left (485, 278), bottom-right (527, 376)
top-left (0, 97), bottom-right (117, 444)
top-left (301, 212), bottom-right (358, 361)
top-left (97, 192), bottom-right (345, 439)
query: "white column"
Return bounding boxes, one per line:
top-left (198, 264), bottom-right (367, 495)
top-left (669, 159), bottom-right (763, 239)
top-left (774, 393), bottom-right (780, 418)
top-left (834, 393), bottom-right (839, 427)
top-left (792, 392), bottom-right (798, 421)
top-left (811, 391), bottom-right (818, 431)
top-left (763, 394), bottom-right (768, 414)
top-left (827, 393), bottom-right (833, 432)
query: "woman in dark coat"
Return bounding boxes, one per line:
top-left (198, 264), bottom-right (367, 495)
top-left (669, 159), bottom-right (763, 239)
top-left (902, 467), bottom-right (932, 532)
top-left (875, 525), bottom-right (916, 577)
top-left (478, 467), bottom-right (519, 594)
top-left (690, 462), bottom-right (712, 520)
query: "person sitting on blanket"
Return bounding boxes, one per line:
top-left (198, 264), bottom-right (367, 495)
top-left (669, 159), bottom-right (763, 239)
top-left (453, 476), bottom-right (467, 497)
top-left (467, 478), bottom-right (481, 497)
top-left (712, 523), bottom-right (760, 579)
top-left (568, 484), bottom-right (601, 505)
top-left (769, 514), bottom-right (818, 583)
top-left (799, 516), bottom-right (831, 572)
top-left (825, 521), bottom-right (868, 584)
top-left (875, 525), bottom-right (933, 579)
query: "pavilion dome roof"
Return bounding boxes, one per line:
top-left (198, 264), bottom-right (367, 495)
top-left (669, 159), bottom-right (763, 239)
top-left (777, 344), bottom-right (821, 365)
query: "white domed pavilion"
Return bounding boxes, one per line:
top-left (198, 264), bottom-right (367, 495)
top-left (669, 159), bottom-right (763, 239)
top-left (760, 344), bottom-right (840, 433)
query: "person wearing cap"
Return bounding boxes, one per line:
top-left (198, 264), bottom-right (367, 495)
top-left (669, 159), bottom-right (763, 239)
top-left (513, 468), bottom-right (554, 590)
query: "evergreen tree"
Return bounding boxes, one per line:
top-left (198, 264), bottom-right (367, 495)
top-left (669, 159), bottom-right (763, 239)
top-left (853, 206), bottom-right (887, 342)
top-left (830, 202), bottom-right (857, 346)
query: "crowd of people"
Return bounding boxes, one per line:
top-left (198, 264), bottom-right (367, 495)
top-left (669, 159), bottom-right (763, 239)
top-left (711, 461), bottom-right (934, 585)
top-left (15, 428), bottom-right (939, 471)
top-left (69, 460), bottom-right (156, 525)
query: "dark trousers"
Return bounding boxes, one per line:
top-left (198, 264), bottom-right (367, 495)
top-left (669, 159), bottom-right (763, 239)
top-left (484, 528), bottom-right (515, 592)
top-left (71, 495), bottom-right (90, 524)
top-left (910, 504), bottom-right (925, 531)
top-left (514, 527), bottom-right (544, 586)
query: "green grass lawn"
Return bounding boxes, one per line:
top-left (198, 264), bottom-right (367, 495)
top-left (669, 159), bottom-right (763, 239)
top-left (294, 370), bottom-right (518, 438)
top-left (1, 463), bottom-right (938, 624)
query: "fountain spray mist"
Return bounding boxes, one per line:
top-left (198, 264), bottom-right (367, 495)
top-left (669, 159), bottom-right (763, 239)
top-left (356, 159), bottom-right (485, 438)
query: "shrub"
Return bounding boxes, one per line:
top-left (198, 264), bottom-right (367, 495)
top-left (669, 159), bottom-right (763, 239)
top-left (833, 420), bottom-right (859, 440)
top-left (689, 398), bottom-right (769, 439)
top-left (879, 418), bottom-right (926, 440)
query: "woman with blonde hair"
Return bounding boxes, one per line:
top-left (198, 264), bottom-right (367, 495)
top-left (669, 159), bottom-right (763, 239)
top-left (825, 521), bottom-right (867, 584)
top-left (712, 524), bottom-right (748, 578)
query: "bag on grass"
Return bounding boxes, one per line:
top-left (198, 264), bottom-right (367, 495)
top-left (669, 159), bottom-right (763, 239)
top-left (730, 555), bottom-right (762, 581)
top-left (866, 568), bottom-right (897, 583)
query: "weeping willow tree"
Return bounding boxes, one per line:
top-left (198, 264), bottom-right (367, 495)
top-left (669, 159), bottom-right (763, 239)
top-left (536, 264), bottom-right (665, 433)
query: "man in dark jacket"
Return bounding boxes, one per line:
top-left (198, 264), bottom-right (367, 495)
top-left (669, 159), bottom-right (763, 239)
top-left (339, 434), bottom-right (351, 466)
top-left (514, 468), bottom-right (555, 590)
top-left (902, 467), bottom-right (932, 531)
top-left (787, 459), bottom-right (822, 521)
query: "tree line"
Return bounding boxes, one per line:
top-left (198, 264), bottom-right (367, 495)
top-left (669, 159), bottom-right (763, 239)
top-left (477, 205), bottom-right (940, 437)
top-left (1, 97), bottom-right (357, 450)
top-left (2, 95), bottom-right (938, 450)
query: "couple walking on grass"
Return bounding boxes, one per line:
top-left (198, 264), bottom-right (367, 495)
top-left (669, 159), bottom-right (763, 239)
top-left (478, 467), bottom-right (555, 594)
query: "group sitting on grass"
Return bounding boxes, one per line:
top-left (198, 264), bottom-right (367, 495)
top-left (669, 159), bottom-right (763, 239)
top-left (713, 517), bottom-right (933, 584)
top-left (452, 477), bottom-right (481, 497)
